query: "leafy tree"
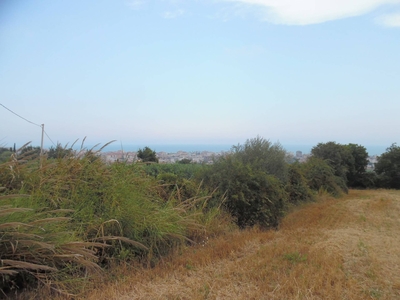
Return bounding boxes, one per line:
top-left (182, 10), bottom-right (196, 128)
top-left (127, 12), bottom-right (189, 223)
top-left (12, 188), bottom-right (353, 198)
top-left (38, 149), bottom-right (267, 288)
top-left (177, 158), bottom-right (192, 164)
top-left (311, 141), bottom-right (354, 186)
top-left (375, 143), bottom-right (400, 189)
top-left (137, 146), bottom-right (158, 163)
top-left (345, 143), bottom-right (369, 187)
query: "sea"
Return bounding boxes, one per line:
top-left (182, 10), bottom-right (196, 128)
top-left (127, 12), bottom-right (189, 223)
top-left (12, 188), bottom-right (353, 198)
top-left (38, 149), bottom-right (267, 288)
top-left (94, 143), bottom-right (388, 156)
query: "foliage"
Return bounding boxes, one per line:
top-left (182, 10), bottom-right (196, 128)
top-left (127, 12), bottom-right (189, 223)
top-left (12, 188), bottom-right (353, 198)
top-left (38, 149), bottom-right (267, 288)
top-left (375, 143), bottom-right (400, 189)
top-left (46, 143), bottom-right (74, 159)
top-left (285, 163), bottom-right (315, 204)
top-left (141, 163), bottom-right (202, 180)
top-left (200, 137), bottom-right (289, 228)
top-left (300, 157), bottom-right (347, 196)
top-left (20, 145), bottom-right (41, 156)
top-left (177, 158), bottom-right (192, 164)
top-left (231, 136), bottom-right (288, 182)
top-left (0, 144), bottom-right (219, 295)
top-left (0, 149), bottom-right (13, 163)
top-left (137, 146), bottom-right (158, 163)
top-left (311, 141), bottom-right (354, 184)
top-left (345, 143), bottom-right (369, 188)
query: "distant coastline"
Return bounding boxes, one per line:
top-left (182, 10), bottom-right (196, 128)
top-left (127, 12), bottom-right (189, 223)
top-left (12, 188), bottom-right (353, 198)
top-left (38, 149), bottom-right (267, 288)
top-left (93, 143), bottom-right (387, 156)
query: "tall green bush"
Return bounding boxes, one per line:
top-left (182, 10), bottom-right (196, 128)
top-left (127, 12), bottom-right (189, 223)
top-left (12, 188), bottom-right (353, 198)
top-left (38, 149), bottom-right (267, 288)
top-left (375, 143), bottom-right (400, 189)
top-left (200, 137), bottom-right (289, 228)
top-left (285, 163), bottom-right (315, 204)
top-left (300, 157), bottom-right (347, 196)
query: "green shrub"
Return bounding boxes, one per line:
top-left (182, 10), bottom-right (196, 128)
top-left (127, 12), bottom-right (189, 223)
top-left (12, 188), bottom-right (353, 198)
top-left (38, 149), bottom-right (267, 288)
top-left (286, 163), bottom-right (315, 204)
top-left (300, 157), bottom-right (346, 197)
top-left (375, 143), bottom-right (400, 189)
top-left (201, 151), bottom-right (288, 228)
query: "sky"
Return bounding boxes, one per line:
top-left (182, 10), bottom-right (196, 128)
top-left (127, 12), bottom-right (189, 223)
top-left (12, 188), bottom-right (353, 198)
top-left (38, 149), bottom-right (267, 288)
top-left (1, 0), bottom-right (399, 153)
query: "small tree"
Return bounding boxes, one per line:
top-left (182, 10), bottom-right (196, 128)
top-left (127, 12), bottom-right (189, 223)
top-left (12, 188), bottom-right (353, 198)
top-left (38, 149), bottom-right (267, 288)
top-left (375, 143), bottom-right (400, 189)
top-left (177, 158), bottom-right (192, 164)
top-left (137, 146), bottom-right (158, 163)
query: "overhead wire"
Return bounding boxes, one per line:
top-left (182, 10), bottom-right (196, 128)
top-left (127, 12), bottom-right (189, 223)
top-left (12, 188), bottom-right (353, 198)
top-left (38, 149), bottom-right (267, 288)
top-left (1, 103), bottom-right (57, 147)
top-left (0, 103), bottom-right (41, 127)
top-left (44, 130), bottom-right (56, 146)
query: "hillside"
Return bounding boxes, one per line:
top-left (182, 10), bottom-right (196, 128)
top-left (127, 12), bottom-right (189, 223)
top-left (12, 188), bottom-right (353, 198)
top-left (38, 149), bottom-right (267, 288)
top-left (77, 189), bottom-right (400, 300)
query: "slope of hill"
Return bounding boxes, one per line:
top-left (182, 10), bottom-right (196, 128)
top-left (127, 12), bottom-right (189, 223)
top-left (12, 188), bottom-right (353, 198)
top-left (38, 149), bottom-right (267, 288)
top-left (23, 189), bottom-right (400, 299)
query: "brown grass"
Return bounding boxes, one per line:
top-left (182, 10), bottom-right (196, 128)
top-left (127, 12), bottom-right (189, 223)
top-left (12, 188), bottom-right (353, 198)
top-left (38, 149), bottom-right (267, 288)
top-left (25, 189), bottom-right (400, 299)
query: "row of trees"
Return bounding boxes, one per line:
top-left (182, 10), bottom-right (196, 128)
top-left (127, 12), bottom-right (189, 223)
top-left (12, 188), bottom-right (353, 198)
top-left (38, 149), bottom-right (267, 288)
top-left (0, 143), bottom-right (74, 163)
top-left (139, 138), bottom-right (400, 228)
top-left (310, 141), bottom-right (400, 189)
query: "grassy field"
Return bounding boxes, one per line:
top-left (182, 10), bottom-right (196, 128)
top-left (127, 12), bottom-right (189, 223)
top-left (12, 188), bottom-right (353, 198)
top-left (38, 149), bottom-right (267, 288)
top-left (69, 189), bottom-right (399, 300)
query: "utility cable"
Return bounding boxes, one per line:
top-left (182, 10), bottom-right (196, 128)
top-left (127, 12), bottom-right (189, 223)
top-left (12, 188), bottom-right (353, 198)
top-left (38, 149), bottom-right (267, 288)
top-left (0, 103), bottom-right (41, 127)
top-left (44, 130), bottom-right (56, 147)
top-left (1, 103), bottom-right (58, 148)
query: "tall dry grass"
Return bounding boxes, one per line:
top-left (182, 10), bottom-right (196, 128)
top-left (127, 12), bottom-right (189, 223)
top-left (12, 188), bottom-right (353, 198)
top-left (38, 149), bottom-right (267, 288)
top-left (0, 144), bottom-right (225, 297)
top-left (76, 189), bottom-right (400, 300)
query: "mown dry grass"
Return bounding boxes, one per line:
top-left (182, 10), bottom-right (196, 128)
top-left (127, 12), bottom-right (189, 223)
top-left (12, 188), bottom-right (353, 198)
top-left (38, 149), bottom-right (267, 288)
top-left (25, 189), bottom-right (400, 300)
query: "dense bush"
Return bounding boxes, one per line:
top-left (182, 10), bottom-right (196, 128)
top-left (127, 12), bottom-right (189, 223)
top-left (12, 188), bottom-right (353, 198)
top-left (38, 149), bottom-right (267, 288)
top-left (0, 147), bottom-right (220, 295)
top-left (141, 163), bottom-right (202, 180)
top-left (375, 143), bottom-right (400, 189)
top-left (231, 137), bottom-right (288, 182)
top-left (285, 163), bottom-right (315, 204)
top-left (200, 137), bottom-right (290, 228)
top-left (201, 154), bottom-right (287, 228)
top-left (300, 157), bottom-right (347, 196)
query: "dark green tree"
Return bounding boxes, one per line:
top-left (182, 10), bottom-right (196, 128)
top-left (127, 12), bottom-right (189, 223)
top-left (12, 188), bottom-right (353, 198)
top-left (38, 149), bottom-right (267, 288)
top-left (137, 146), bottom-right (158, 163)
top-left (177, 158), bottom-right (192, 164)
top-left (375, 143), bottom-right (400, 189)
top-left (311, 141), bottom-right (354, 185)
top-left (345, 143), bottom-right (369, 187)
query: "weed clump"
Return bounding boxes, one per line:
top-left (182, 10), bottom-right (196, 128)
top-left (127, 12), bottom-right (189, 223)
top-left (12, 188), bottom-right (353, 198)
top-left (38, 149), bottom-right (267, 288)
top-left (0, 144), bottom-right (220, 296)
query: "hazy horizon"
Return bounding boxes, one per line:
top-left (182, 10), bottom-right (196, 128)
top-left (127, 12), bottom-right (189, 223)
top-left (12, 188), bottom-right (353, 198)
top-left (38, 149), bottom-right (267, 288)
top-left (3, 141), bottom-right (388, 156)
top-left (1, 1), bottom-right (399, 149)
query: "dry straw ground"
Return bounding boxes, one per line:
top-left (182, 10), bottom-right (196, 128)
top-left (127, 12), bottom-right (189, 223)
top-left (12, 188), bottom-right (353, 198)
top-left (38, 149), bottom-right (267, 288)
top-left (44, 190), bottom-right (400, 299)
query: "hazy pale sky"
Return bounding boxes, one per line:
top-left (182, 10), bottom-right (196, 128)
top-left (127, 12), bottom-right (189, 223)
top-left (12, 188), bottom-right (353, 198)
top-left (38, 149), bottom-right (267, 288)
top-left (1, 0), bottom-right (399, 150)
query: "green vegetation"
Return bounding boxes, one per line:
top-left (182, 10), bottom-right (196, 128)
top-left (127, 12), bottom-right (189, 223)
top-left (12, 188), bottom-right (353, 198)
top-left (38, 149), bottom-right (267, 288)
top-left (311, 141), bottom-right (371, 189)
top-left (2, 137), bottom-right (400, 297)
top-left (0, 145), bottom-right (218, 296)
top-left (375, 143), bottom-right (400, 189)
top-left (200, 137), bottom-right (290, 228)
top-left (137, 146), bottom-right (158, 163)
